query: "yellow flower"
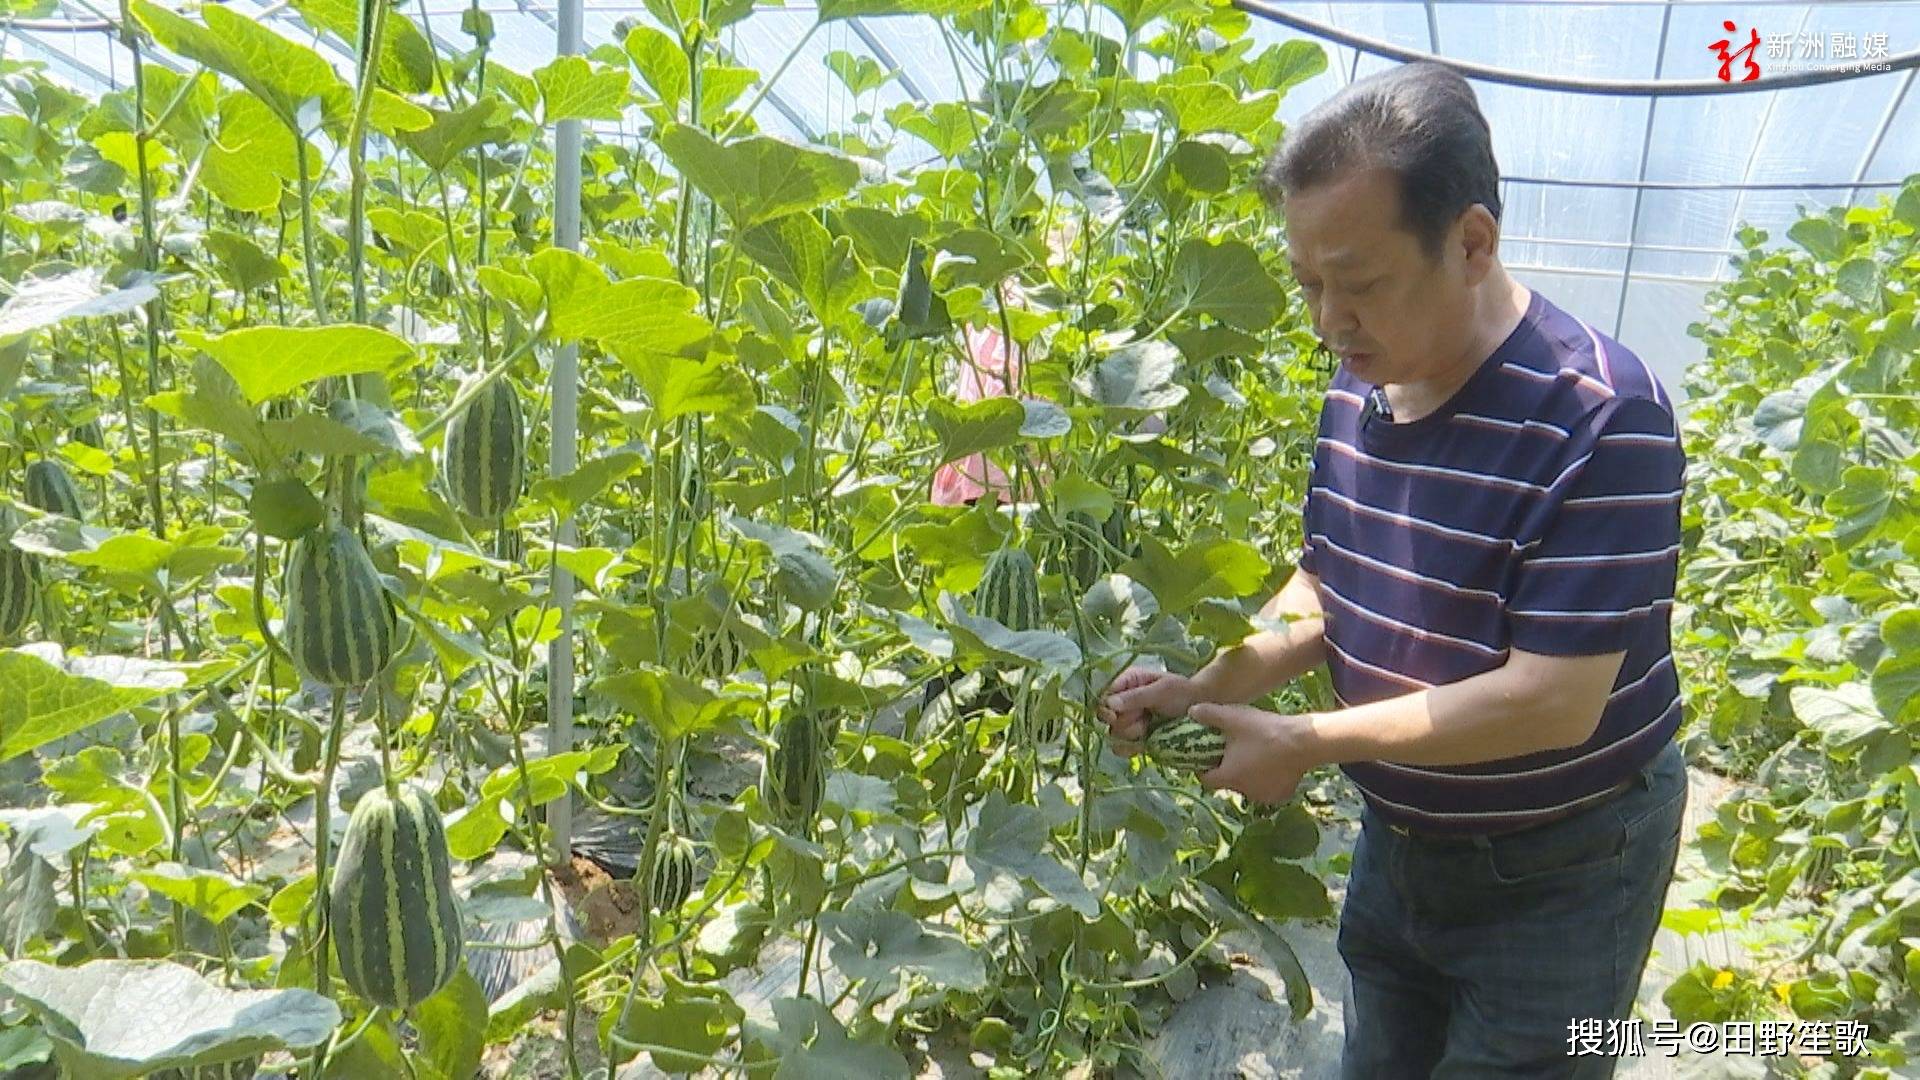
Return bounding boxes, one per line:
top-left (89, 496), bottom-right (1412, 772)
top-left (1775, 982), bottom-right (1793, 1004)
top-left (1712, 969), bottom-right (1735, 991)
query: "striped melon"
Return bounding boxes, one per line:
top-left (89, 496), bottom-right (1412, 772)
top-left (694, 623), bottom-right (742, 680)
top-left (442, 374), bottom-right (525, 521)
top-left (0, 511), bottom-right (35, 642)
top-left (329, 783), bottom-right (463, 1010)
top-left (69, 419), bottom-right (105, 448)
top-left (650, 835), bottom-right (697, 913)
top-left (1064, 511), bottom-right (1105, 591)
top-left (282, 523), bottom-right (396, 687)
top-left (759, 713), bottom-right (825, 829)
top-left (23, 459), bottom-right (84, 521)
top-left (1145, 715), bottom-right (1228, 774)
top-left (975, 546), bottom-right (1040, 631)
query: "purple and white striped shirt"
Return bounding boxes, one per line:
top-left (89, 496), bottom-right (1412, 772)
top-left (1299, 290), bottom-right (1685, 835)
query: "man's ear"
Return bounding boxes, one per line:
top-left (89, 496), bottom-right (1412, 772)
top-left (1458, 204), bottom-right (1500, 285)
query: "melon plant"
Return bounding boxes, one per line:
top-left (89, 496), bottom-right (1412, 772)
top-left (760, 712), bottom-right (827, 830)
top-left (975, 545), bottom-right (1041, 631)
top-left (1145, 716), bottom-right (1228, 774)
top-left (328, 783), bottom-right (464, 1010)
top-left (23, 459), bottom-right (84, 521)
top-left (0, 510), bottom-right (35, 642)
top-left (441, 374), bottom-right (526, 521)
top-left (281, 523), bottom-right (396, 687)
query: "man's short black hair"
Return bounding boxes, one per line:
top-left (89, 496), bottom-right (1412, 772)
top-left (1256, 61), bottom-right (1502, 260)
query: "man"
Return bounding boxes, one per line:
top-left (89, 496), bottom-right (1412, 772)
top-left (1097, 61), bottom-right (1689, 1078)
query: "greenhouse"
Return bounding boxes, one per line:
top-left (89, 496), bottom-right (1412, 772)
top-left (0, 0), bottom-right (1915, 1075)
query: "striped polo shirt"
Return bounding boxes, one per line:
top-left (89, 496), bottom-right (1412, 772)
top-left (1298, 289), bottom-right (1685, 835)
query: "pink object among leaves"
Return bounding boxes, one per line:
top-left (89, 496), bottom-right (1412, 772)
top-left (930, 324), bottom-right (1044, 505)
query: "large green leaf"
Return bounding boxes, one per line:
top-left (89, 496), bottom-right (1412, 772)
top-left (131, 864), bottom-right (267, 926)
top-left (1790, 684), bottom-right (1889, 749)
top-left (748, 998), bottom-right (909, 1080)
top-left (613, 972), bottom-right (743, 1073)
top-left (1072, 341), bottom-right (1189, 412)
top-left (527, 247), bottom-right (712, 355)
top-left (817, 0), bottom-right (985, 20)
top-left (0, 268), bottom-right (160, 344)
top-left (396, 101), bottom-right (512, 172)
top-left (185, 324), bottom-right (417, 404)
top-left (414, 970), bottom-right (487, 1080)
top-left (737, 213), bottom-right (863, 326)
top-left (0, 647), bottom-right (205, 764)
top-left (1873, 608), bottom-right (1920, 721)
top-left (612, 349), bottom-right (759, 426)
top-left (962, 792), bottom-right (1098, 916)
top-left (289, 0), bottom-right (436, 94)
top-left (596, 663), bottom-right (748, 743)
top-left (819, 908), bottom-right (986, 1006)
top-left (926, 397), bottom-right (1026, 467)
top-left (1120, 535), bottom-right (1269, 614)
top-left (1155, 81), bottom-right (1279, 136)
top-left (1823, 466), bottom-right (1891, 549)
top-left (656, 123), bottom-right (861, 229)
top-left (1164, 238), bottom-right (1286, 331)
top-left (534, 56), bottom-right (630, 122)
top-left (130, 1), bottom-right (353, 135)
top-left (1097, 0), bottom-right (1205, 34)
top-left (0, 959), bottom-right (338, 1080)
top-left (624, 25), bottom-right (689, 111)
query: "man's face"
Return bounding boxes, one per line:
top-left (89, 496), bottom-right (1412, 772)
top-left (1283, 167), bottom-right (1474, 388)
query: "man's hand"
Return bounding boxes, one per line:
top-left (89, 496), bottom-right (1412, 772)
top-left (1096, 667), bottom-right (1200, 749)
top-left (1188, 703), bottom-right (1315, 805)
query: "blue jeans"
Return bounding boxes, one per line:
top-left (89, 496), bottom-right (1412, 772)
top-left (1338, 739), bottom-right (1688, 1079)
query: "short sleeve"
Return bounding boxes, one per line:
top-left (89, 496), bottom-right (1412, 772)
top-left (1507, 396), bottom-right (1685, 656)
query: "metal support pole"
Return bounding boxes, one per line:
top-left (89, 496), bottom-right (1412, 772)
top-left (546, 0), bottom-right (583, 864)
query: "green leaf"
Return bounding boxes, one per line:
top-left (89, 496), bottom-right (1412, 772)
top-left (962, 792), bottom-right (1098, 917)
top-left (0, 959), bottom-right (339, 1080)
top-left (186, 324), bottom-right (417, 404)
top-left (1097, 0), bottom-right (1205, 34)
top-left (130, 1), bottom-right (353, 135)
top-left (1786, 216), bottom-right (1847, 262)
top-left (262, 413), bottom-right (392, 459)
top-left (132, 863), bottom-right (267, 926)
top-left (202, 230), bottom-right (285, 292)
top-left (1246, 39), bottom-right (1327, 96)
top-left (1155, 81), bottom-right (1278, 136)
top-left (0, 647), bottom-right (202, 764)
top-left (624, 25), bottom-right (689, 111)
top-left (529, 450), bottom-right (646, 519)
top-left (926, 397), bottom-right (1025, 467)
top-left (817, 0), bottom-right (984, 20)
top-left (1790, 683), bottom-right (1889, 749)
top-left (1835, 257), bottom-right (1881, 304)
top-left (534, 56), bottom-right (630, 122)
top-left (414, 970), bottom-right (487, 1080)
top-left (288, 0), bottom-right (436, 94)
top-left (1234, 859), bottom-right (1331, 920)
top-left (825, 49), bottom-right (889, 96)
top-left (819, 908), bottom-right (986, 1005)
top-left (1873, 610), bottom-right (1920, 721)
top-left (528, 247), bottom-right (713, 355)
top-left (614, 972), bottom-right (744, 1073)
top-left (395, 101), bottom-right (511, 172)
top-left (894, 102), bottom-right (987, 160)
top-left (656, 123), bottom-right (861, 229)
top-left (0, 268), bottom-right (160, 343)
top-left (753, 998), bottom-right (910, 1080)
top-left (738, 213), bottom-right (863, 326)
top-left (1072, 341), bottom-right (1189, 412)
top-left (146, 356), bottom-right (273, 467)
top-left (1164, 238), bottom-right (1287, 331)
top-left (247, 472), bottom-right (326, 538)
top-left (1120, 535), bottom-right (1269, 614)
top-left (614, 349), bottom-right (758, 425)
top-left (596, 663), bottom-right (747, 743)
top-left (1823, 466), bottom-right (1891, 549)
